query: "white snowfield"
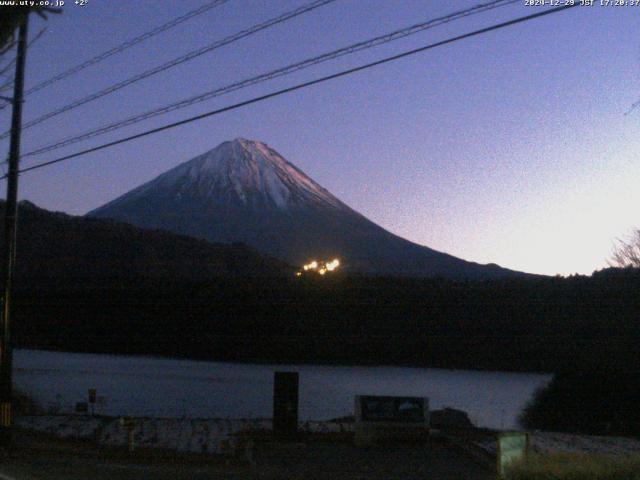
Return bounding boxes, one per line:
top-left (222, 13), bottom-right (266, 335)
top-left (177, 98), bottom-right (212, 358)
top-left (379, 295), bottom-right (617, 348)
top-left (529, 432), bottom-right (640, 456)
top-left (475, 431), bottom-right (640, 457)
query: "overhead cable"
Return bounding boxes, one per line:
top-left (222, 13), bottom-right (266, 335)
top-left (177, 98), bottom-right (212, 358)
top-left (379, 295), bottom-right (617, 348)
top-left (22, 0), bottom-right (231, 96)
top-left (0, 28), bottom-right (47, 96)
top-left (0, 0), bottom-right (338, 140)
top-left (8, 4), bottom-right (578, 179)
top-left (21, 0), bottom-right (518, 159)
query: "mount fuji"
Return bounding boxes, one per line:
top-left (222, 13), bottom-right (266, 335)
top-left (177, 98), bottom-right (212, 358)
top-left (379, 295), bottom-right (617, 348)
top-left (88, 138), bottom-right (523, 278)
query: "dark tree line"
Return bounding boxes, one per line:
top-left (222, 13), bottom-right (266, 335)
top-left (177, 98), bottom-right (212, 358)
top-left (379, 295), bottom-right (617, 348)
top-left (11, 267), bottom-right (639, 372)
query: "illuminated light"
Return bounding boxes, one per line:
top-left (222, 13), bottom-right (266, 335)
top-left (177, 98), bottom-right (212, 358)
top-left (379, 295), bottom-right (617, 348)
top-left (299, 258), bottom-right (341, 275)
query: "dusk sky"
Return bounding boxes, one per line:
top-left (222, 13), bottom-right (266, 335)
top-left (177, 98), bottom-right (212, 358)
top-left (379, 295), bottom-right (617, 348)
top-left (0, 1), bottom-right (638, 276)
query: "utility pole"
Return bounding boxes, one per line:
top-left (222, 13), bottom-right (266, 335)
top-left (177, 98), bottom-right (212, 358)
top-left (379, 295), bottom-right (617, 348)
top-left (0, 12), bottom-right (29, 448)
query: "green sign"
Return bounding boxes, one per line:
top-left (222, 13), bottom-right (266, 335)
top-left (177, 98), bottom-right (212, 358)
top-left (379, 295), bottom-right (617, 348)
top-left (497, 431), bottom-right (528, 477)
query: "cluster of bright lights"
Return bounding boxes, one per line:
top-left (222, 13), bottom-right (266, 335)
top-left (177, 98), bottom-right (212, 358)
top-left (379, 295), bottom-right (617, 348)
top-left (296, 258), bottom-right (340, 276)
top-left (303, 260), bottom-right (319, 271)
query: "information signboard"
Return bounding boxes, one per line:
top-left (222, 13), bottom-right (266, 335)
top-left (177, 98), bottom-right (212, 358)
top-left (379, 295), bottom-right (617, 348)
top-left (354, 395), bottom-right (429, 446)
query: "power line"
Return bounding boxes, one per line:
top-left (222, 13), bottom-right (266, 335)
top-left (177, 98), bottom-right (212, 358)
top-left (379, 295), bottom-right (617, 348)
top-left (0, 38), bottom-right (16, 57)
top-left (0, 28), bottom-right (46, 110)
top-left (0, 0), bottom-right (338, 140)
top-left (0, 28), bottom-right (46, 91)
top-left (21, 0), bottom-right (231, 97)
top-left (7, 4), bottom-right (578, 180)
top-left (21, 0), bottom-right (518, 160)
top-left (0, 79), bottom-right (13, 97)
top-left (0, 59), bottom-right (17, 85)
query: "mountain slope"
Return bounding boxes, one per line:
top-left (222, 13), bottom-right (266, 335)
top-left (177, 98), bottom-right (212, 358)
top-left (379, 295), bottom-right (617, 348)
top-left (88, 138), bottom-right (525, 279)
top-left (2, 200), bottom-right (291, 285)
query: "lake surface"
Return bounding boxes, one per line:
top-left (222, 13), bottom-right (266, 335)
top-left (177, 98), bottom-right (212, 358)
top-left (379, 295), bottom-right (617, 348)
top-left (14, 349), bottom-right (551, 429)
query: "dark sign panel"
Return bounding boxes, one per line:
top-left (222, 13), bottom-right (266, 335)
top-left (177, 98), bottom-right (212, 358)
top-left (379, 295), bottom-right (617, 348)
top-left (273, 371), bottom-right (299, 437)
top-left (358, 396), bottom-right (426, 423)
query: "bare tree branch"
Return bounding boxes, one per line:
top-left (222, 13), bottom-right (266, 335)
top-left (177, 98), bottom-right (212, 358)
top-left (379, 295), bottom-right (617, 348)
top-left (609, 228), bottom-right (640, 268)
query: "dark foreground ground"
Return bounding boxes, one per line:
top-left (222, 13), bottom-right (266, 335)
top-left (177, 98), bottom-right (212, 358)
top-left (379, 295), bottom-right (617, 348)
top-left (249, 441), bottom-right (493, 480)
top-left (0, 428), bottom-right (493, 480)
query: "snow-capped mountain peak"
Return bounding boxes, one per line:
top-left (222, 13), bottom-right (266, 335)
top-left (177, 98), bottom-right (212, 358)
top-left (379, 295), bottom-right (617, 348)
top-left (146, 138), bottom-right (344, 211)
top-left (88, 138), bottom-right (524, 279)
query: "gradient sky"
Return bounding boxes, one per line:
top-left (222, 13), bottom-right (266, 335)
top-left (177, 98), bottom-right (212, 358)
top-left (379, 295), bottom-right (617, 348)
top-left (0, 1), bottom-right (638, 276)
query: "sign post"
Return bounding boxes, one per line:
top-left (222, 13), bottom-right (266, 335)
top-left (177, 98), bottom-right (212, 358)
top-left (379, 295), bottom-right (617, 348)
top-left (120, 417), bottom-right (136, 452)
top-left (273, 371), bottom-right (299, 439)
top-left (88, 388), bottom-right (96, 416)
top-left (497, 431), bottom-right (529, 477)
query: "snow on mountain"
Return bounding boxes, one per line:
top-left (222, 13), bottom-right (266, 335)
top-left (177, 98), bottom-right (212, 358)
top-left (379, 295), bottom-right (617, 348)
top-left (101, 138), bottom-right (344, 213)
top-left (88, 138), bottom-right (525, 278)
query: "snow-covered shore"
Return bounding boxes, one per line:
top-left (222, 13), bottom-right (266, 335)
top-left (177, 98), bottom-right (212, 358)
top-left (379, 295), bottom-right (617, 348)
top-left (17, 414), bottom-right (640, 458)
top-left (16, 415), bottom-right (351, 455)
top-left (474, 431), bottom-right (640, 458)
